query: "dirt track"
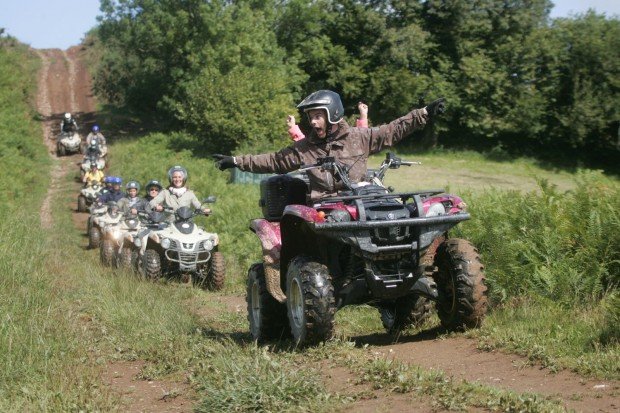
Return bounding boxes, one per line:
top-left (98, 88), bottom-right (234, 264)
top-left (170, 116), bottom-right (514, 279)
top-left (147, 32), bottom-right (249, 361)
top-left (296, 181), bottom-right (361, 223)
top-left (35, 47), bottom-right (619, 412)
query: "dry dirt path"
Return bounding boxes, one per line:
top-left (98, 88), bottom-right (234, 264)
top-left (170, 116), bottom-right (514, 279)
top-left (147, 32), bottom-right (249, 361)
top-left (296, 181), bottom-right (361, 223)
top-left (36, 46), bottom-right (192, 413)
top-left (34, 46), bottom-right (618, 413)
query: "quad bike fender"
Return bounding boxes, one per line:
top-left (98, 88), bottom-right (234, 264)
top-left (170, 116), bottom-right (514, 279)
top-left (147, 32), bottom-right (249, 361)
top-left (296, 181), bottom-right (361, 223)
top-left (250, 219), bottom-right (286, 303)
top-left (282, 204), bottom-right (325, 223)
top-left (249, 219), bottom-right (282, 264)
top-left (423, 195), bottom-right (466, 215)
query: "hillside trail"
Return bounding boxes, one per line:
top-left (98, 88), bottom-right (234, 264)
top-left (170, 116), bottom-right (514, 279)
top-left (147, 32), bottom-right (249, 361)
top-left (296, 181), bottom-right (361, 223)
top-left (34, 47), bottom-right (618, 412)
top-left (35, 47), bottom-right (192, 413)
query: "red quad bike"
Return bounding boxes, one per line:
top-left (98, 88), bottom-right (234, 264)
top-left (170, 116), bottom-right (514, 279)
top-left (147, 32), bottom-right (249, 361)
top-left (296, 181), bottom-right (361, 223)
top-left (246, 152), bottom-right (488, 345)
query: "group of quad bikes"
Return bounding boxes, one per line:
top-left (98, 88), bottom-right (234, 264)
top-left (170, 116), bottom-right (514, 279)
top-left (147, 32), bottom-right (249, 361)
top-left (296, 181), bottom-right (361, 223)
top-left (82, 194), bottom-right (225, 291)
top-left (70, 141), bottom-right (487, 346)
top-left (64, 130), bottom-right (226, 291)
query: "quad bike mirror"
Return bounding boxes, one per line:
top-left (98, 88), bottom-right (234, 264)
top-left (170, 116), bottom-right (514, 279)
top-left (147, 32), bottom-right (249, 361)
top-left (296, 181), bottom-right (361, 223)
top-left (203, 195), bottom-right (217, 203)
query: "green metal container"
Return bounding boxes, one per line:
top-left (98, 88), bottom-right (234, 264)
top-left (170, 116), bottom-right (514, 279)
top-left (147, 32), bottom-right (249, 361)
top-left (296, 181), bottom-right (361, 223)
top-left (229, 168), bottom-right (274, 184)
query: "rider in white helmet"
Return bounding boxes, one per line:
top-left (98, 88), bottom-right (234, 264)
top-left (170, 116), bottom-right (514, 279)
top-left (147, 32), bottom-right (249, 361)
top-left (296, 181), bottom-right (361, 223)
top-left (148, 166), bottom-right (211, 220)
top-left (60, 112), bottom-right (78, 134)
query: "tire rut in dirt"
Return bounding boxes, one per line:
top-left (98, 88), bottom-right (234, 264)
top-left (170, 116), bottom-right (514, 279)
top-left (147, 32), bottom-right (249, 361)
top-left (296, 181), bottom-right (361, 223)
top-left (286, 255), bottom-right (336, 346)
top-left (434, 238), bottom-right (488, 330)
top-left (246, 263), bottom-right (289, 342)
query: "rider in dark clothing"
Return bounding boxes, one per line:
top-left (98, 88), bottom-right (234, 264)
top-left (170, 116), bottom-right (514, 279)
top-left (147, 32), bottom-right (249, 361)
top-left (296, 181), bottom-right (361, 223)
top-left (60, 112), bottom-right (78, 134)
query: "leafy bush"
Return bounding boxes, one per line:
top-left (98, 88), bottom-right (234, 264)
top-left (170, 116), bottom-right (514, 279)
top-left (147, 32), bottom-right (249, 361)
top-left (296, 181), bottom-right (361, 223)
top-left (459, 171), bottom-right (620, 305)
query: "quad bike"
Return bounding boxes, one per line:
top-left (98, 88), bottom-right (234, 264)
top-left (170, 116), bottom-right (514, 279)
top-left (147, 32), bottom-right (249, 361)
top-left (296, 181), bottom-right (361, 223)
top-left (138, 198), bottom-right (225, 290)
top-left (246, 152), bottom-right (488, 345)
top-left (78, 181), bottom-right (104, 212)
top-left (80, 155), bottom-right (106, 179)
top-left (56, 131), bottom-right (82, 156)
top-left (99, 211), bottom-right (142, 269)
top-left (89, 202), bottom-right (121, 250)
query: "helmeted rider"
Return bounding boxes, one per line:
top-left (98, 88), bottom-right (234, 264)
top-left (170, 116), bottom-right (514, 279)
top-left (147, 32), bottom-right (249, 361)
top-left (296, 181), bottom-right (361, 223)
top-left (60, 112), bottom-right (78, 134)
top-left (82, 163), bottom-right (105, 187)
top-left (117, 180), bottom-right (144, 215)
top-left (97, 176), bottom-right (124, 204)
top-left (148, 166), bottom-right (211, 219)
top-left (84, 138), bottom-right (102, 159)
top-left (131, 179), bottom-right (163, 214)
top-left (85, 125), bottom-right (108, 156)
top-left (214, 90), bottom-right (445, 201)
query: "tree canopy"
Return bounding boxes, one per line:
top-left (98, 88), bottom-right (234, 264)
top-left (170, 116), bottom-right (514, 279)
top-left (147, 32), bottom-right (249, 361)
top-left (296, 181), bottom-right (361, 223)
top-left (92, 0), bottom-right (619, 169)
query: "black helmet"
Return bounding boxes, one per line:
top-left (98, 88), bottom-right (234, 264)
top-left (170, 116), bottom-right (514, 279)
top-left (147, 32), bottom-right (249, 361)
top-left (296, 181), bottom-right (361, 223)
top-left (167, 165), bottom-right (188, 185)
top-left (297, 90), bottom-right (344, 124)
top-left (145, 179), bottom-right (163, 192)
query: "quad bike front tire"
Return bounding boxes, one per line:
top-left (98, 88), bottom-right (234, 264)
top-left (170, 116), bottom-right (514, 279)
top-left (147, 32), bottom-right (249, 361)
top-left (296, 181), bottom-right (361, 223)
top-left (118, 245), bottom-right (137, 272)
top-left (203, 251), bottom-right (225, 291)
top-left (286, 255), bottom-right (336, 346)
top-left (143, 248), bottom-right (162, 281)
top-left (380, 294), bottom-right (433, 334)
top-left (246, 263), bottom-right (289, 342)
top-left (88, 226), bottom-right (101, 249)
top-left (56, 142), bottom-right (66, 157)
top-left (100, 239), bottom-right (116, 267)
top-left (434, 238), bottom-right (488, 330)
top-left (77, 195), bottom-right (87, 212)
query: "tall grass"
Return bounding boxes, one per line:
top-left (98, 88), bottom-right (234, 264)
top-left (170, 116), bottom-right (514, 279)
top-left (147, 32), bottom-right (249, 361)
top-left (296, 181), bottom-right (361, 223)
top-left (0, 39), bottom-right (49, 212)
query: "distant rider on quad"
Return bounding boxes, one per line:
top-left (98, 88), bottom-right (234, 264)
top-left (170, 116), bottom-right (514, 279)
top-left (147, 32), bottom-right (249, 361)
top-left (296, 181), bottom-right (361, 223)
top-left (60, 112), bottom-right (78, 134)
top-left (97, 176), bottom-right (124, 204)
top-left (214, 90), bottom-right (445, 200)
top-left (85, 125), bottom-right (107, 156)
top-left (83, 163), bottom-right (105, 186)
top-left (84, 139), bottom-right (103, 159)
top-left (148, 166), bottom-right (211, 219)
top-left (117, 180), bottom-right (144, 215)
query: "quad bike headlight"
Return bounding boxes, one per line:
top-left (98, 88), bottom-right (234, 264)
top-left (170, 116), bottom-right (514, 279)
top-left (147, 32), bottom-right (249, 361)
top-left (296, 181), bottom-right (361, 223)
top-left (134, 238), bottom-right (142, 247)
top-left (426, 202), bottom-right (446, 217)
top-left (112, 229), bottom-right (122, 240)
top-left (202, 239), bottom-right (214, 251)
top-left (125, 219), bottom-right (138, 229)
top-left (161, 238), bottom-right (171, 249)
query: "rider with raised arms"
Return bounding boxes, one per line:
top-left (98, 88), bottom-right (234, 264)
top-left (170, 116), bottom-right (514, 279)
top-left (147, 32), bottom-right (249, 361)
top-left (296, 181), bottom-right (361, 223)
top-left (214, 90), bottom-right (444, 201)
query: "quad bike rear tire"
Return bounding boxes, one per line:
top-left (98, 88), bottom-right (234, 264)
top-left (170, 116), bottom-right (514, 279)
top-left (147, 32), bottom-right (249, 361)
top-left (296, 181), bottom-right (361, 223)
top-left (88, 226), bottom-right (101, 249)
top-left (204, 251), bottom-right (225, 291)
top-left (77, 195), bottom-right (87, 212)
top-left (434, 238), bottom-right (488, 330)
top-left (118, 245), bottom-right (137, 272)
top-left (286, 255), bottom-right (336, 346)
top-left (379, 294), bottom-right (433, 334)
top-left (100, 239), bottom-right (116, 267)
top-left (246, 263), bottom-right (289, 342)
top-left (143, 248), bottom-right (162, 280)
